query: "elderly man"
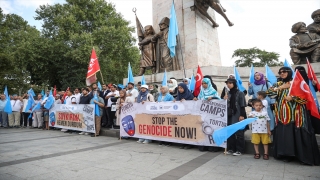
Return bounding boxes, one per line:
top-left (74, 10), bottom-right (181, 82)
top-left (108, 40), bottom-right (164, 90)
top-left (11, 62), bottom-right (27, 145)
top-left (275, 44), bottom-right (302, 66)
top-left (8, 94), bottom-right (23, 128)
top-left (289, 22), bottom-right (320, 64)
top-left (0, 94), bottom-right (8, 128)
top-left (307, 9), bottom-right (320, 35)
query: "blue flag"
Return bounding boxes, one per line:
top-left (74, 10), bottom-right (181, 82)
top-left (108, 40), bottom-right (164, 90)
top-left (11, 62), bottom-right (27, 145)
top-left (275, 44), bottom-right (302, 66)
top-left (265, 64), bottom-right (277, 85)
top-left (25, 89), bottom-right (35, 112)
top-left (249, 64), bottom-right (255, 84)
top-left (167, 2), bottom-right (179, 57)
top-left (162, 70), bottom-right (167, 86)
top-left (44, 90), bottom-right (54, 109)
top-left (234, 66), bottom-right (246, 91)
top-left (190, 75), bottom-right (195, 91)
top-left (28, 88), bottom-right (36, 97)
top-left (4, 86), bottom-right (12, 114)
top-left (91, 92), bottom-right (100, 116)
top-left (29, 102), bottom-right (41, 118)
top-left (127, 62), bottom-right (134, 85)
top-left (284, 59), bottom-right (295, 78)
top-left (97, 81), bottom-right (102, 91)
top-left (141, 75), bottom-right (146, 85)
top-left (41, 90), bottom-right (45, 100)
top-left (309, 80), bottom-right (320, 111)
top-left (213, 118), bottom-right (257, 146)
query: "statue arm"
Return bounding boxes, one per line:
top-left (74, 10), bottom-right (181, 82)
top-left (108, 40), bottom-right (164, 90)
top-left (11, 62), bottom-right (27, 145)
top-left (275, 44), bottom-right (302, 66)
top-left (289, 39), bottom-right (299, 48)
top-left (138, 37), bottom-right (152, 46)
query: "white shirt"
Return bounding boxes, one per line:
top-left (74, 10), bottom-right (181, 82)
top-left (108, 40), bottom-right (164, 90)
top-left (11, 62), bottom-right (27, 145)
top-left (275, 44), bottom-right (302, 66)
top-left (64, 95), bottom-right (76, 105)
top-left (74, 93), bottom-right (81, 104)
top-left (262, 99), bottom-right (268, 113)
top-left (107, 91), bottom-right (119, 107)
top-left (249, 111), bottom-right (270, 134)
top-left (11, 99), bottom-right (23, 112)
top-left (126, 88), bottom-right (139, 103)
top-left (22, 99), bottom-right (31, 113)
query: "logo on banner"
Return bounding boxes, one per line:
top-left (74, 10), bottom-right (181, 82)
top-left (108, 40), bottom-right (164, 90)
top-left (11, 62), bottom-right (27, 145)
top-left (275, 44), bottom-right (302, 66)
top-left (150, 105), bottom-right (158, 110)
top-left (61, 105), bottom-right (77, 111)
top-left (122, 115), bottom-right (135, 136)
top-left (173, 104), bottom-right (178, 110)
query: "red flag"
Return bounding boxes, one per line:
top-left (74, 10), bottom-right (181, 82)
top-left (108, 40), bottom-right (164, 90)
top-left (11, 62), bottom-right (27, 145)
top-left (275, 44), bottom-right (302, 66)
top-left (193, 65), bottom-right (203, 97)
top-left (86, 48), bottom-right (101, 86)
top-left (289, 70), bottom-right (320, 119)
top-left (53, 85), bottom-right (56, 96)
top-left (307, 59), bottom-right (320, 90)
top-left (62, 87), bottom-right (69, 103)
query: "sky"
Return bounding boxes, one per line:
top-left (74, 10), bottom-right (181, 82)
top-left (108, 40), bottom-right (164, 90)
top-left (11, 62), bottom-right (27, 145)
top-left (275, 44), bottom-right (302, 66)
top-left (1, 0), bottom-right (319, 66)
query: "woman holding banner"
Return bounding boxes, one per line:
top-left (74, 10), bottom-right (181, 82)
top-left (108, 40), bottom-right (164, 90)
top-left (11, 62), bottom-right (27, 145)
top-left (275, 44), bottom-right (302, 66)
top-left (136, 85), bottom-right (155, 144)
top-left (157, 86), bottom-right (174, 146)
top-left (175, 83), bottom-right (194, 149)
top-left (266, 67), bottom-right (319, 165)
top-left (248, 72), bottom-right (275, 131)
top-left (194, 78), bottom-right (220, 101)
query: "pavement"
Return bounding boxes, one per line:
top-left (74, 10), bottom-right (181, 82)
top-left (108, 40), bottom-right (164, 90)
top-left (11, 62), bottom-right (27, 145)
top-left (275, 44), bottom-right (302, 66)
top-left (0, 128), bottom-right (319, 180)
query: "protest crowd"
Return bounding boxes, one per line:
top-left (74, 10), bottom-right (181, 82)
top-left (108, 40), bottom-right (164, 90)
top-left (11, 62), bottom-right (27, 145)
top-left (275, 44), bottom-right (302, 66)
top-left (1, 61), bottom-right (320, 166)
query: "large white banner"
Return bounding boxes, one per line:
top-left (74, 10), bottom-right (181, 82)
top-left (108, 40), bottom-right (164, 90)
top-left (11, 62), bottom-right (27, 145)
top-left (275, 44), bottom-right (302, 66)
top-left (120, 100), bottom-right (227, 147)
top-left (49, 104), bottom-right (95, 133)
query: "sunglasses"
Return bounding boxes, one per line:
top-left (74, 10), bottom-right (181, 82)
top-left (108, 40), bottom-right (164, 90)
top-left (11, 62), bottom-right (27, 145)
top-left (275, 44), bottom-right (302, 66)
top-left (278, 70), bottom-right (289, 75)
top-left (183, 80), bottom-right (188, 82)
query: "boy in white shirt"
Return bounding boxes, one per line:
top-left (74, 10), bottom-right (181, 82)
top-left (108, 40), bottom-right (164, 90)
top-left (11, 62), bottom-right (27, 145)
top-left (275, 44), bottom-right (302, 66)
top-left (248, 99), bottom-right (271, 160)
top-left (257, 91), bottom-right (268, 113)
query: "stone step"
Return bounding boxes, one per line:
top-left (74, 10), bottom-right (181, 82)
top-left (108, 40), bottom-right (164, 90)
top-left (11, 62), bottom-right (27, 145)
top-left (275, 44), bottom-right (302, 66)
top-left (99, 128), bottom-right (320, 154)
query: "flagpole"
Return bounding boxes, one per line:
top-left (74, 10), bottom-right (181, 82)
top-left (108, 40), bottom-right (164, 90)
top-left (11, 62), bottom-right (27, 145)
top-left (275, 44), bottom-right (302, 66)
top-left (173, 0), bottom-right (186, 78)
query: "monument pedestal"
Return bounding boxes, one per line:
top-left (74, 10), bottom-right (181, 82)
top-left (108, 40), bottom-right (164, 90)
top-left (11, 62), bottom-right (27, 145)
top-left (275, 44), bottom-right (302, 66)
top-left (152, 0), bottom-right (221, 69)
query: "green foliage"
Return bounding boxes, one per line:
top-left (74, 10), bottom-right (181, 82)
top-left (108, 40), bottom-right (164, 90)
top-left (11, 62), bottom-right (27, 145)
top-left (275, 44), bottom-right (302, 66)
top-left (232, 47), bottom-right (283, 67)
top-left (33, 0), bottom-right (140, 89)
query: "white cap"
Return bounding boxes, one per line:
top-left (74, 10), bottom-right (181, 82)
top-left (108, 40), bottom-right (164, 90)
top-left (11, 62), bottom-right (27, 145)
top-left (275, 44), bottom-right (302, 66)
top-left (141, 85), bottom-right (148, 89)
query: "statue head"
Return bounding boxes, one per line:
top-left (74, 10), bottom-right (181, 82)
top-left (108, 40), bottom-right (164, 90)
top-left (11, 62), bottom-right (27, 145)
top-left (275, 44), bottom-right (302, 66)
top-left (144, 25), bottom-right (155, 36)
top-left (291, 22), bottom-right (307, 34)
top-left (159, 17), bottom-right (170, 31)
top-left (311, 9), bottom-right (320, 23)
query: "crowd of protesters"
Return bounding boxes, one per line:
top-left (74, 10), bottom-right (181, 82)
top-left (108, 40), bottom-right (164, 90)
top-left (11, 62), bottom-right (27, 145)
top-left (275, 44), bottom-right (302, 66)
top-left (1, 65), bottom-right (320, 165)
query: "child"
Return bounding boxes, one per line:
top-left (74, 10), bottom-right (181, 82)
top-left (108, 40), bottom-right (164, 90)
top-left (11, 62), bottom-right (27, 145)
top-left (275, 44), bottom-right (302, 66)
top-left (248, 99), bottom-right (271, 160)
top-left (256, 91), bottom-right (268, 113)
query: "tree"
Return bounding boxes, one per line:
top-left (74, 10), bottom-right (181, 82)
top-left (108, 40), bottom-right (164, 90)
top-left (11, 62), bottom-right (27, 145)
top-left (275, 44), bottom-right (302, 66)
top-left (232, 47), bottom-right (283, 67)
top-left (33, 0), bottom-right (140, 90)
top-left (0, 8), bottom-right (41, 94)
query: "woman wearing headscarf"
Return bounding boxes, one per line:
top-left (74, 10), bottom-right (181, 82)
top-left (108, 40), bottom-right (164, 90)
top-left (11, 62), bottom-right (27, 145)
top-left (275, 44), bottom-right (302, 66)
top-left (194, 78), bottom-right (220, 100)
top-left (248, 72), bottom-right (276, 131)
top-left (221, 74), bottom-right (247, 98)
top-left (182, 78), bottom-right (191, 90)
top-left (168, 78), bottom-right (178, 98)
top-left (136, 85), bottom-right (155, 144)
top-left (157, 86), bottom-right (174, 146)
top-left (203, 75), bottom-right (218, 91)
top-left (175, 83), bottom-right (194, 102)
top-left (224, 78), bottom-right (247, 156)
top-left (266, 67), bottom-right (320, 165)
top-left (157, 86), bottom-right (174, 102)
top-left (295, 66), bottom-right (320, 134)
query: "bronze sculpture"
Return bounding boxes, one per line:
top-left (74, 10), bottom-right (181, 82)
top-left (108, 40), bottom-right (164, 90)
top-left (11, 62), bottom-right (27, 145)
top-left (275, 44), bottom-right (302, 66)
top-left (133, 9), bottom-right (157, 76)
top-left (307, 9), bottom-right (320, 35)
top-left (289, 22), bottom-right (320, 64)
top-left (194, 0), bottom-right (233, 27)
top-left (151, 17), bottom-right (180, 73)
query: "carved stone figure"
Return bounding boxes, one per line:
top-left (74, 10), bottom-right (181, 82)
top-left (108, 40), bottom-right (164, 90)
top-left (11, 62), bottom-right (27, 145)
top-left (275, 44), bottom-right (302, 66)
top-left (289, 22), bottom-right (320, 64)
top-left (194, 0), bottom-right (233, 27)
top-left (137, 25), bottom-right (157, 75)
top-left (151, 17), bottom-right (180, 73)
top-left (307, 9), bottom-right (320, 35)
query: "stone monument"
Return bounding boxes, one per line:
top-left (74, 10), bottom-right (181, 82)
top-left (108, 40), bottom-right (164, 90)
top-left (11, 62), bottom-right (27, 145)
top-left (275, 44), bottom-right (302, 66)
top-left (152, 0), bottom-right (223, 69)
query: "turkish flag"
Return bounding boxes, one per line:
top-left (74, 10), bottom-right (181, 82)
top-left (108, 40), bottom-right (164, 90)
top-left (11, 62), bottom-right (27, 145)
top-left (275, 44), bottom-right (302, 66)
top-left (53, 85), bottom-right (56, 96)
top-left (86, 49), bottom-right (101, 86)
top-left (307, 59), bottom-right (320, 90)
top-left (289, 70), bottom-right (320, 119)
top-left (193, 65), bottom-right (203, 97)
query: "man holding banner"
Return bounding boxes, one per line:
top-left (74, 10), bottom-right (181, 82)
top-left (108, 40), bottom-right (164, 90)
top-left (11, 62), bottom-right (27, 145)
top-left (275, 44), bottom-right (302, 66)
top-left (90, 90), bottom-right (105, 137)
